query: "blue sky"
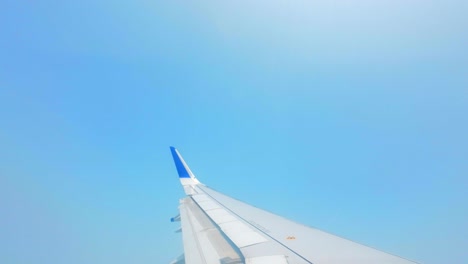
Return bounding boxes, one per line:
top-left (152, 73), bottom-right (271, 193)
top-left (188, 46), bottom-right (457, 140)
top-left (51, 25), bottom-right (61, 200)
top-left (1, 0), bottom-right (467, 263)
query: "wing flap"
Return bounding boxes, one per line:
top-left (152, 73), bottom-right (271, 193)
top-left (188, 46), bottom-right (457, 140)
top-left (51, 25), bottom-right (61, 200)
top-left (204, 208), bottom-right (238, 224)
top-left (192, 193), bottom-right (268, 248)
top-left (179, 197), bottom-right (243, 264)
top-left (246, 255), bottom-right (289, 264)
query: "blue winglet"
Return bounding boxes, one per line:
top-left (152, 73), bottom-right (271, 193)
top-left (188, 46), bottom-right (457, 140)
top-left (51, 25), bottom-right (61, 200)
top-left (170, 146), bottom-right (192, 178)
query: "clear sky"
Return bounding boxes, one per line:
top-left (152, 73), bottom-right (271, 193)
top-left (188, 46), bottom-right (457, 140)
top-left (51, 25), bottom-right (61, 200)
top-left (1, 1), bottom-right (467, 263)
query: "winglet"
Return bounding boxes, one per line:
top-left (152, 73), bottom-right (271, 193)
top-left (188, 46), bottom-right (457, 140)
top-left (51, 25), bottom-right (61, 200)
top-left (170, 146), bottom-right (195, 178)
top-left (170, 147), bottom-right (200, 188)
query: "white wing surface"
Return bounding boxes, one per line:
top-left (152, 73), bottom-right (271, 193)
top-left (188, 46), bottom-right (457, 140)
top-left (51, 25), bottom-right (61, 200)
top-left (169, 147), bottom-right (418, 264)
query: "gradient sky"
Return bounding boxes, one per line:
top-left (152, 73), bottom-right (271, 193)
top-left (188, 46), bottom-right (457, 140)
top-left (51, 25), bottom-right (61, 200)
top-left (1, 1), bottom-right (467, 263)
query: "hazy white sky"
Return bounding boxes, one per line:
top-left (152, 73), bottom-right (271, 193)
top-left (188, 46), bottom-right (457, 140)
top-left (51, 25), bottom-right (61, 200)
top-left (1, 1), bottom-right (467, 263)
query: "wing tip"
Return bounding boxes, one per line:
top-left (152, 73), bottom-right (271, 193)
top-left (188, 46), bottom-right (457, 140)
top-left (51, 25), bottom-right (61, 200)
top-left (170, 146), bottom-right (193, 179)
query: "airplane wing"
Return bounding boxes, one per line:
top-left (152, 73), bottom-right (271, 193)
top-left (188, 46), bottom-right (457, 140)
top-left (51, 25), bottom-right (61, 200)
top-left (169, 147), bottom-right (418, 264)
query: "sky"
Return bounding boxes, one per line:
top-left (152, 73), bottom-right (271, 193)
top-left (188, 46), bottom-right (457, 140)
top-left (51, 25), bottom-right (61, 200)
top-left (0, 0), bottom-right (467, 263)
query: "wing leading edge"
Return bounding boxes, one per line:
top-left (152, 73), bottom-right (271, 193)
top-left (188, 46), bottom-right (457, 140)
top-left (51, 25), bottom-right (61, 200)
top-left (169, 147), bottom-right (418, 264)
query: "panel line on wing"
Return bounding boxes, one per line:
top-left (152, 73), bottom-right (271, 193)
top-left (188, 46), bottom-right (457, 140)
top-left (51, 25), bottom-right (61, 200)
top-left (180, 197), bottom-right (243, 263)
top-left (192, 194), bottom-right (269, 248)
top-left (196, 186), bottom-right (315, 264)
